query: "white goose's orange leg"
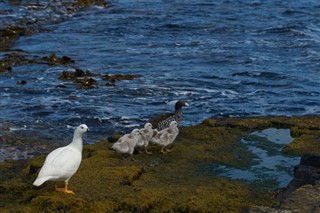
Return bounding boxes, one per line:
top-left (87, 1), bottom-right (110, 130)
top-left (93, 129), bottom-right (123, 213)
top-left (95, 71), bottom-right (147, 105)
top-left (55, 182), bottom-right (75, 194)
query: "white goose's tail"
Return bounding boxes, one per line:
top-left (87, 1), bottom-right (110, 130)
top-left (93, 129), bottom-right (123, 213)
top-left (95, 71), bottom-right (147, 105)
top-left (33, 176), bottom-right (50, 186)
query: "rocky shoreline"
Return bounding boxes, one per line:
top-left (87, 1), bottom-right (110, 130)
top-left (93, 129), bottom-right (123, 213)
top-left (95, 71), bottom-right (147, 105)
top-left (0, 116), bottom-right (319, 212)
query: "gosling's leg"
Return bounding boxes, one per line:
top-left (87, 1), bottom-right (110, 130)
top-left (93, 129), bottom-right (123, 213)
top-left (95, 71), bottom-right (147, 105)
top-left (160, 146), bottom-right (167, 154)
top-left (145, 146), bottom-right (152, 154)
top-left (165, 147), bottom-right (172, 152)
top-left (138, 146), bottom-right (144, 154)
top-left (130, 155), bottom-right (136, 161)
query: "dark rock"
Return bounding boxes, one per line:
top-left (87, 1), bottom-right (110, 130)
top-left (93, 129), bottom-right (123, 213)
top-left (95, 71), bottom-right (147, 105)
top-left (300, 154), bottom-right (320, 167)
top-left (75, 77), bottom-right (97, 89)
top-left (17, 80), bottom-right (27, 85)
top-left (72, 0), bottom-right (109, 8)
top-left (58, 71), bottom-right (73, 80)
top-left (0, 60), bottom-right (13, 72)
top-left (59, 69), bottom-right (93, 80)
top-left (43, 53), bottom-right (75, 65)
top-left (60, 56), bottom-right (75, 64)
top-left (74, 68), bottom-right (87, 77)
top-left (0, 26), bottom-right (34, 51)
top-left (42, 53), bottom-right (59, 63)
top-left (282, 154), bottom-right (320, 198)
top-left (102, 74), bottom-right (140, 83)
top-left (105, 82), bottom-right (116, 87)
top-left (56, 84), bottom-right (67, 88)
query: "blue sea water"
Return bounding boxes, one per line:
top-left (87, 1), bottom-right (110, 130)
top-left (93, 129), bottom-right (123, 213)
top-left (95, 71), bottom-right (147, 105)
top-left (0, 0), bottom-right (319, 146)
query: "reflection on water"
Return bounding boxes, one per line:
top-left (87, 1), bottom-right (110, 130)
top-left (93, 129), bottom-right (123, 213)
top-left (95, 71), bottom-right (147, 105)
top-left (200, 128), bottom-right (300, 189)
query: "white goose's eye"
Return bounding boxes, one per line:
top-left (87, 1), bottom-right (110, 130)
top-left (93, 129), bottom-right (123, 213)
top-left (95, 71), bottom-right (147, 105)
top-left (81, 126), bottom-right (84, 129)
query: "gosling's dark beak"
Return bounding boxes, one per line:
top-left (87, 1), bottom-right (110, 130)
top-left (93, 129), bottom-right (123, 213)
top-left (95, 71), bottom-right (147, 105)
top-left (87, 128), bottom-right (90, 132)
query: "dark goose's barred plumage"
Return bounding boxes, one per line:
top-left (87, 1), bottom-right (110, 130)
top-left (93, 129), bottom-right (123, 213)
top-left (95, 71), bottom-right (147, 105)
top-left (149, 100), bottom-right (189, 130)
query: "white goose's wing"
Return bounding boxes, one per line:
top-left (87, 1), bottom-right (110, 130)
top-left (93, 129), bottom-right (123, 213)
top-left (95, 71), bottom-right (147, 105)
top-left (34, 146), bottom-right (81, 185)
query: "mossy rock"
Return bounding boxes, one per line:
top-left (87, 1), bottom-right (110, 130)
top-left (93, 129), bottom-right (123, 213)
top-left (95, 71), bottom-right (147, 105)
top-left (103, 74), bottom-right (140, 83)
top-left (43, 53), bottom-right (75, 65)
top-left (1, 116), bottom-right (320, 212)
top-left (283, 131), bottom-right (320, 155)
top-left (72, 0), bottom-right (108, 8)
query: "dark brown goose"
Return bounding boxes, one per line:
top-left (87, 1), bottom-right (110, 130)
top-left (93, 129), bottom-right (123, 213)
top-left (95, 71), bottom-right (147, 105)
top-left (149, 100), bottom-right (189, 130)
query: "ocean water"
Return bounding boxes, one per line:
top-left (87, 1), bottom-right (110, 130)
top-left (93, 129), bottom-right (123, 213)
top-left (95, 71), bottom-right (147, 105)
top-left (0, 1), bottom-right (319, 151)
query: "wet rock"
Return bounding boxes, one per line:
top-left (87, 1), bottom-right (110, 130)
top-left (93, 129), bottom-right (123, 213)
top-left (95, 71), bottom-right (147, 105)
top-left (58, 71), bottom-right (141, 88)
top-left (59, 71), bottom-right (74, 80)
top-left (75, 77), bottom-right (98, 89)
top-left (300, 154), bottom-right (320, 167)
top-left (17, 80), bottom-right (27, 85)
top-left (74, 68), bottom-right (92, 77)
top-left (72, 0), bottom-right (109, 8)
top-left (0, 52), bottom-right (39, 72)
top-left (282, 154), bottom-right (320, 197)
top-left (0, 26), bottom-right (34, 51)
top-left (105, 82), bottom-right (116, 87)
top-left (103, 73), bottom-right (140, 83)
top-left (0, 52), bottom-right (27, 72)
top-left (55, 84), bottom-right (67, 88)
top-left (0, 59), bottom-right (13, 72)
top-left (250, 154), bottom-right (320, 213)
top-left (59, 69), bottom-right (94, 80)
top-left (42, 53), bottom-right (75, 65)
top-left (58, 68), bottom-right (97, 88)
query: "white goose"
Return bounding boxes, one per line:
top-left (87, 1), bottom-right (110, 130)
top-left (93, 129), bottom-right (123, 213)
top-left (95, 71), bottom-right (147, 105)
top-left (151, 121), bottom-right (179, 153)
top-left (111, 128), bottom-right (141, 161)
top-left (33, 124), bottom-right (89, 194)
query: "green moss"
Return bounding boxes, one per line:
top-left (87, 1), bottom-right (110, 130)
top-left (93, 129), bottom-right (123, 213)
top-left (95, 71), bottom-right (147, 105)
top-left (283, 131), bottom-right (320, 155)
top-left (1, 116), bottom-right (319, 212)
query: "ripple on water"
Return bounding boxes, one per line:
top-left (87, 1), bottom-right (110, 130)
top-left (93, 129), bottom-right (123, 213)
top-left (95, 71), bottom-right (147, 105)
top-left (1, 1), bottom-right (320, 161)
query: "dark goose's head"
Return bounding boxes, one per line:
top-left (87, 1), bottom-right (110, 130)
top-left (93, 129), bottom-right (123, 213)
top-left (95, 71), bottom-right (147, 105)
top-left (175, 100), bottom-right (189, 112)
